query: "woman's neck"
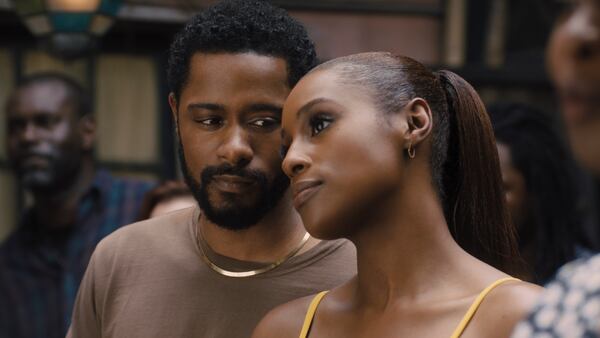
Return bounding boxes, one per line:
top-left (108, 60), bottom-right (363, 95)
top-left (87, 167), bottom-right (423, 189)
top-left (348, 179), bottom-right (494, 311)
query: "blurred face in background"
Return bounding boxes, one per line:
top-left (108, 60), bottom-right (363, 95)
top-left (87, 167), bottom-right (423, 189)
top-left (496, 142), bottom-right (532, 244)
top-left (170, 52), bottom-right (291, 230)
top-left (548, 0), bottom-right (600, 174)
top-left (6, 81), bottom-right (86, 192)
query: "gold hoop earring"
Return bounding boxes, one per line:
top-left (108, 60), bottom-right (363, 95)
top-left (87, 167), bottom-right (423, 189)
top-left (408, 142), bottom-right (416, 159)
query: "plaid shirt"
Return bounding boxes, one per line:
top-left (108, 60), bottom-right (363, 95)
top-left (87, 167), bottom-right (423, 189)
top-left (0, 170), bottom-right (153, 338)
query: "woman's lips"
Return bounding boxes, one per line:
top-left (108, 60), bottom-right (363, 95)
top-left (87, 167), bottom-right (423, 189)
top-left (292, 180), bottom-right (322, 209)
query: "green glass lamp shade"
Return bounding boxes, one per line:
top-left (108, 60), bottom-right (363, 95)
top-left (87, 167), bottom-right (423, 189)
top-left (49, 12), bottom-right (93, 32)
top-left (98, 0), bottom-right (121, 16)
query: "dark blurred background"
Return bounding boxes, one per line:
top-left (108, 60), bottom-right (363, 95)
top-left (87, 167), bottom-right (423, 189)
top-left (0, 0), bottom-right (567, 242)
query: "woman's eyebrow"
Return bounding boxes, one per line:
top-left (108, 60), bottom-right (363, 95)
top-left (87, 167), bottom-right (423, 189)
top-left (296, 98), bottom-right (330, 118)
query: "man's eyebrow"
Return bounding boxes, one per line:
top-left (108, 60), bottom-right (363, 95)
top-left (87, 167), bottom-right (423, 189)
top-left (296, 98), bottom-right (330, 118)
top-left (187, 103), bottom-right (224, 112)
top-left (243, 103), bottom-right (283, 115)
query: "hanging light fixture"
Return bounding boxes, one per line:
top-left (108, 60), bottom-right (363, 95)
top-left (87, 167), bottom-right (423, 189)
top-left (13, 0), bottom-right (124, 59)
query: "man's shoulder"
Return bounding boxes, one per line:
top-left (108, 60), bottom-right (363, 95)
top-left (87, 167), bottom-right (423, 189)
top-left (279, 238), bottom-right (356, 282)
top-left (308, 238), bottom-right (356, 264)
top-left (93, 206), bottom-right (196, 264)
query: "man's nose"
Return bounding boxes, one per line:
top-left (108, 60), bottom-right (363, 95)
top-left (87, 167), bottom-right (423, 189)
top-left (216, 126), bottom-right (253, 167)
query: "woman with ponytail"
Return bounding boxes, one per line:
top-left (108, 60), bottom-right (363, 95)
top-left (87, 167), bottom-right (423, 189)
top-left (252, 52), bottom-right (541, 338)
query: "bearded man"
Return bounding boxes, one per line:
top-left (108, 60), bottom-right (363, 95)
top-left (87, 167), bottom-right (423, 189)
top-left (67, 1), bottom-right (356, 337)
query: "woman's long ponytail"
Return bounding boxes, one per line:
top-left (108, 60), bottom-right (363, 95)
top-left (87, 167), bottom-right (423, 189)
top-left (437, 70), bottom-right (519, 272)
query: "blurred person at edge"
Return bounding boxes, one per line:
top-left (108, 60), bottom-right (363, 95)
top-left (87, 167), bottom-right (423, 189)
top-left (0, 73), bottom-right (153, 338)
top-left (67, 1), bottom-right (356, 337)
top-left (489, 103), bottom-right (598, 285)
top-left (137, 180), bottom-right (196, 220)
top-left (512, 1), bottom-right (600, 337)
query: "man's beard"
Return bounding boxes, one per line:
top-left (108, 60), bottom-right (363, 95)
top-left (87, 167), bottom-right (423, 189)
top-left (178, 142), bottom-right (289, 231)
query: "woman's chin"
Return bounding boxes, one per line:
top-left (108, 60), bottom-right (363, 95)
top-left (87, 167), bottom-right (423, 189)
top-left (300, 213), bottom-right (347, 241)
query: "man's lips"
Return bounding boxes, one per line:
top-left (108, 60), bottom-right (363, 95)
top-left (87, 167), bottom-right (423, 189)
top-left (292, 180), bottom-right (322, 209)
top-left (211, 174), bottom-right (256, 193)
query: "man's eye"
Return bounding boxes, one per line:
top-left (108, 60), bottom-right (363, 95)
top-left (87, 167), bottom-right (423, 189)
top-left (250, 117), bottom-right (279, 129)
top-left (310, 116), bottom-right (332, 136)
top-left (280, 144), bottom-right (289, 159)
top-left (197, 117), bottom-right (223, 127)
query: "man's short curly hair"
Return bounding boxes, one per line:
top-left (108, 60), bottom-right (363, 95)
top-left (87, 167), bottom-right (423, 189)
top-left (167, 0), bottom-right (317, 100)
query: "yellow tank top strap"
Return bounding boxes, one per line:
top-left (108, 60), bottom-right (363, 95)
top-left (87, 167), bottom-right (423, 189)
top-left (449, 277), bottom-right (520, 338)
top-left (299, 291), bottom-right (329, 338)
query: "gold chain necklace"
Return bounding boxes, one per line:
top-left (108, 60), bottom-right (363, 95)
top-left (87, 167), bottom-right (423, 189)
top-left (195, 223), bottom-right (310, 278)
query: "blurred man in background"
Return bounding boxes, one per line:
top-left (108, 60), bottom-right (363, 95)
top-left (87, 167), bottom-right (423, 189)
top-left (512, 0), bottom-right (600, 336)
top-left (0, 73), bottom-right (153, 338)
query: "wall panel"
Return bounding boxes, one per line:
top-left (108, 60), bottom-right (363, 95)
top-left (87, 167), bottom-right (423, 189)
top-left (95, 54), bottom-right (159, 164)
top-left (23, 51), bottom-right (88, 85)
top-left (0, 49), bottom-right (13, 160)
top-left (0, 170), bottom-right (17, 243)
top-left (293, 11), bottom-right (441, 64)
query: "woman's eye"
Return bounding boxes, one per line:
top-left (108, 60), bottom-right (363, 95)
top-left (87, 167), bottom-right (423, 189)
top-left (310, 116), bottom-right (332, 136)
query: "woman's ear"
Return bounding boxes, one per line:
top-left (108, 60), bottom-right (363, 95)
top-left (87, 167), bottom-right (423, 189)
top-left (404, 98), bottom-right (433, 148)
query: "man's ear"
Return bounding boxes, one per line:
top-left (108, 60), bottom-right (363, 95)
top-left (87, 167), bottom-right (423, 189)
top-left (168, 92), bottom-right (180, 132)
top-left (403, 98), bottom-right (433, 150)
top-left (79, 114), bottom-right (96, 152)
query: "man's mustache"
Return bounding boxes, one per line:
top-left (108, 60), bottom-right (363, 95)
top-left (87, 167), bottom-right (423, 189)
top-left (201, 164), bottom-right (267, 185)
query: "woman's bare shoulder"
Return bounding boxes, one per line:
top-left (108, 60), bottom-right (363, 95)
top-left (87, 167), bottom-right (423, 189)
top-left (251, 294), bottom-right (316, 338)
top-left (468, 279), bottom-right (543, 337)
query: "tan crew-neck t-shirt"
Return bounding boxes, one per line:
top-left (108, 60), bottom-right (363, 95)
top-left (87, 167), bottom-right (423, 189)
top-left (67, 206), bottom-right (356, 338)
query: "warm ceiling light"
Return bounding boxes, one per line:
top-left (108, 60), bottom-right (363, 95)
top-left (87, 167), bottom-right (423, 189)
top-left (47, 0), bottom-right (102, 12)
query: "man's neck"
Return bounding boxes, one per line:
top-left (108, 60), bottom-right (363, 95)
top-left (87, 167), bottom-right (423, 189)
top-left (31, 160), bottom-right (96, 230)
top-left (199, 190), bottom-right (317, 263)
